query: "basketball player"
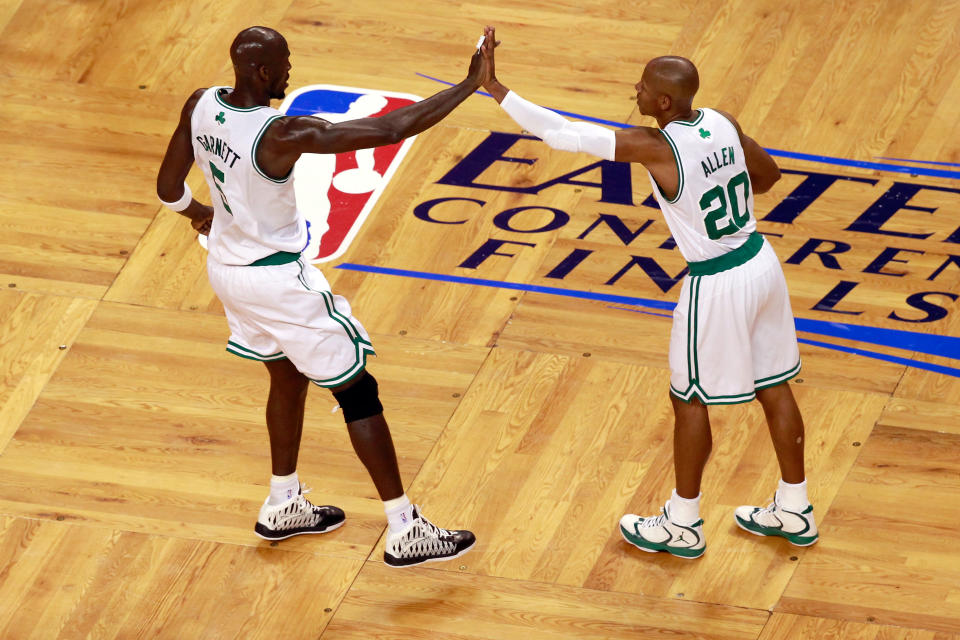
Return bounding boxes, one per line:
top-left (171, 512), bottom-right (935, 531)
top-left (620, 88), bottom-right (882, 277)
top-left (478, 26), bottom-right (816, 558)
top-left (156, 26), bottom-right (485, 567)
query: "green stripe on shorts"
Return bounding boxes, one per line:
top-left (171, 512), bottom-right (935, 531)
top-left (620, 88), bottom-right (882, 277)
top-left (226, 341), bottom-right (286, 361)
top-left (755, 360), bottom-right (802, 390)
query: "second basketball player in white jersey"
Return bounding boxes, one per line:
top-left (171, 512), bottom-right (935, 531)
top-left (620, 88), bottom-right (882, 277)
top-left (157, 26), bottom-right (490, 567)
top-left (478, 26), bottom-right (817, 558)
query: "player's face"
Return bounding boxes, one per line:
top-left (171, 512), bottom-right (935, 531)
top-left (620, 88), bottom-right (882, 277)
top-left (635, 77), bottom-right (653, 116)
top-left (267, 47), bottom-right (291, 100)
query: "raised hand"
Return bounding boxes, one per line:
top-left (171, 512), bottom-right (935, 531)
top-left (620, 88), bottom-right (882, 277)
top-left (480, 25), bottom-right (498, 89)
top-left (466, 49), bottom-right (483, 88)
top-left (479, 25), bottom-right (508, 102)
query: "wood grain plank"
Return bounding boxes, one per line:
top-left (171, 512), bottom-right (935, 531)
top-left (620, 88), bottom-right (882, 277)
top-left (0, 290), bottom-right (97, 453)
top-left (759, 612), bottom-right (960, 640)
top-left (325, 561), bottom-right (768, 640)
top-left (780, 426), bottom-right (960, 634)
top-left (0, 516), bottom-right (362, 640)
top-left (0, 301), bottom-right (486, 561)
top-left (374, 345), bottom-right (883, 610)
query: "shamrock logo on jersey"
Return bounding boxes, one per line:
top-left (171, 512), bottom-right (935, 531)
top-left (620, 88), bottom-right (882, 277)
top-left (699, 128), bottom-right (710, 139)
top-left (215, 112), bottom-right (225, 125)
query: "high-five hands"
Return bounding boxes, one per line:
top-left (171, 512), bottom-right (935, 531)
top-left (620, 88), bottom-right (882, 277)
top-left (466, 26), bottom-right (502, 93)
top-left (479, 25), bottom-right (508, 102)
top-left (480, 26), bottom-right (500, 90)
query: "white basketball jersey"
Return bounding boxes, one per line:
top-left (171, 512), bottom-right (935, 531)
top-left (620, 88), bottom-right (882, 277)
top-left (648, 108), bottom-right (756, 262)
top-left (190, 87), bottom-right (308, 265)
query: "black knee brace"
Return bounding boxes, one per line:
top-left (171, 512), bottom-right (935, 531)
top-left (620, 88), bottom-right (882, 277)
top-left (332, 371), bottom-right (384, 423)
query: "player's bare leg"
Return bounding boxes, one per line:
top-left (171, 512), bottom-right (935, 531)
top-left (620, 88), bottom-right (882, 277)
top-left (735, 381), bottom-right (818, 546)
top-left (671, 394), bottom-right (712, 499)
top-left (331, 374), bottom-right (404, 501)
top-left (620, 393), bottom-right (709, 559)
top-left (344, 415), bottom-right (405, 498)
top-left (264, 357), bottom-right (308, 475)
top-left (331, 370), bottom-right (474, 567)
top-left (755, 382), bottom-right (804, 483)
top-left (255, 358), bottom-right (345, 541)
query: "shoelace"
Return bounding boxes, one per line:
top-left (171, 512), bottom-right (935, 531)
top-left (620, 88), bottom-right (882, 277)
top-left (271, 485), bottom-right (328, 529)
top-left (401, 521), bottom-right (453, 556)
top-left (639, 509), bottom-right (668, 529)
top-left (748, 499), bottom-right (788, 528)
top-left (298, 484), bottom-right (328, 516)
top-left (392, 511), bottom-right (455, 557)
top-left (755, 499), bottom-right (779, 516)
top-left (419, 515), bottom-right (451, 538)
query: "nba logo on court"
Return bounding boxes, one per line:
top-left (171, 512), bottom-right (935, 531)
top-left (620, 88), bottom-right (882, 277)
top-left (279, 85), bottom-right (422, 263)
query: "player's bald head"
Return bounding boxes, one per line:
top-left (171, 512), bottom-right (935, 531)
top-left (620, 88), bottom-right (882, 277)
top-left (642, 56), bottom-right (699, 111)
top-left (230, 26), bottom-right (288, 69)
top-left (230, 26), bottom-right (291, 100)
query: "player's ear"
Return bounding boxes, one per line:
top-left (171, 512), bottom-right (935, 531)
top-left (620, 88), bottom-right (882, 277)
top-left (659, 94), bottom-right (672, 111)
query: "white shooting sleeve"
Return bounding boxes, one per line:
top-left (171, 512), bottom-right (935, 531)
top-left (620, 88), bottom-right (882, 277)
top-left (500, 90), bottom-right (616, 161)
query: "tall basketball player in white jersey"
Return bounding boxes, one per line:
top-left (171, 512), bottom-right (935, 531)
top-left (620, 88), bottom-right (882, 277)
top-left (156, 26), bottom-right (489, 567)
top-left (479, 26), bottom-right (817, 558)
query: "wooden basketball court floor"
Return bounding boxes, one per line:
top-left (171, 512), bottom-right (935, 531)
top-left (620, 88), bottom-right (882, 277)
top-left (1, 0), bottom-right (959, 638)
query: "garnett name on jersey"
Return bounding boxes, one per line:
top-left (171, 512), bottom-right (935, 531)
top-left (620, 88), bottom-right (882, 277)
top-left (195, 134), bottom-right (242, 169)
top-left (701, 146), bottom-right (735, 178)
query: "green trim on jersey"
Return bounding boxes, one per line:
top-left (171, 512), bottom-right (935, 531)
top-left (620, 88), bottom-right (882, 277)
top-left (215, 88), bottom-right (268, 112)
top-left (655, 129), bottom-right (684, 204)
top-left (296, 263), bottom-right (365, 341)
top-left (669, 109), bottom-right (704, 127)
top-left (670, 382), bottom-right (757, 405)
top-left (295, 259), bottom-right (376, 386)
top-left (309, 345), bottom-right (374, 387)
top-left (685, 275), bottom-right (702, 385)
top-left (671, 358), bottom-right (802, 405)
top-left (755, 360), bottom-right (802, 390)
top-left (687, 232), bottom-right (763, 276)
top-left (226, 340), bottom-right (287, 362)
top-left (249, 251), bottom-right (301, 266)
top-left (252, 115), bottom-right (292, 183)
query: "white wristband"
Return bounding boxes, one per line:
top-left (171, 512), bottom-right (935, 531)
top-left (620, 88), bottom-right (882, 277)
top-left (159, 182), bottom-right (193, 212)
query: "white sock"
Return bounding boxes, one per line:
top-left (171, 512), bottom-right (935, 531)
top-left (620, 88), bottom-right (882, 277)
top-left (776, 478), bottom-right (810, 511)
top-left (269, 472), bottom-right (300, 505)
top-left (384, 494), bottom-right (415, 533)
top-left (668, 489), bottom-right (701, 526)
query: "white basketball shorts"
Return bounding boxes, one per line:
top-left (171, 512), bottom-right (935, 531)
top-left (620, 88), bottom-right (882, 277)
top-left (207, 255), bottom-right (375, 387)
top-left (669, 234), bottom-right (801, 405)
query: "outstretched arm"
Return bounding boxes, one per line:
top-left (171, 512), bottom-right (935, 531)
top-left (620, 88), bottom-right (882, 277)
top-left (715, 109), bottom-right (781, 194)
top-left (257, 39), bottom-right (490, 177)
top-left (156, 89), bottom-right (213, 234)
top-left (480, 26), bottom-right (678, 195)
top-left (479, 26), bottom-right (616, 161)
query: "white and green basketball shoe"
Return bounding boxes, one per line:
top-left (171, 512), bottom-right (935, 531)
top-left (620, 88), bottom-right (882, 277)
top-left (734, 498), bottom-right (818, 546)
top-left (619, 504), bottom-right (706, 559)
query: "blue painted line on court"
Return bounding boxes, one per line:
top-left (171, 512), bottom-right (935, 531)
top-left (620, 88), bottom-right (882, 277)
top-left (797, 338), bottom-right (960, 379)
top-left (336, 263), bottom-right (960, 367)
top-left (417, 73), bottom-right (960, 180)
top-left (875, 157), bottom-right (960, 168)
top-left (794, 318), bottom-right (959, 360)
top-left (764, 149), bottom-right (960, 179)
